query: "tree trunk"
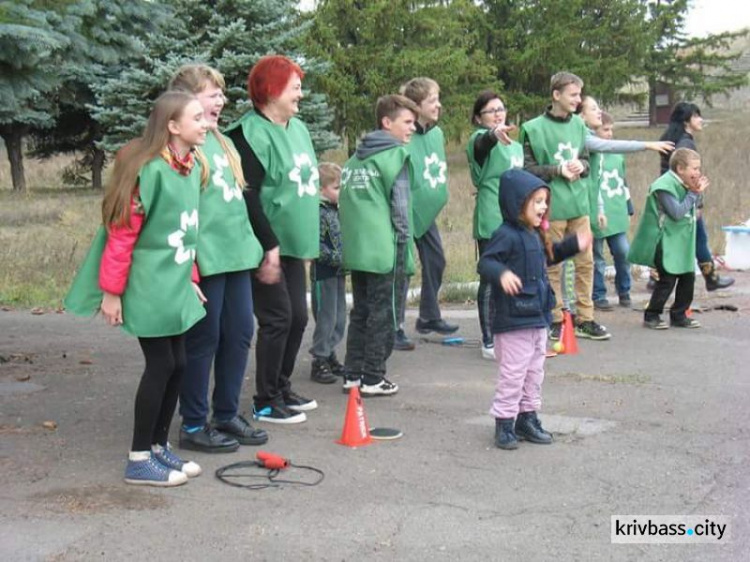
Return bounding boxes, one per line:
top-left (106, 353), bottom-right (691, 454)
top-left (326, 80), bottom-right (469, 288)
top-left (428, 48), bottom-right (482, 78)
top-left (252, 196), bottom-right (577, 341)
top-left (648, 77), bottom-right (657, 128)
top-left (91, 146), bottom-right (105, 190)
top-left (0, 124), bottom-right (28, 191)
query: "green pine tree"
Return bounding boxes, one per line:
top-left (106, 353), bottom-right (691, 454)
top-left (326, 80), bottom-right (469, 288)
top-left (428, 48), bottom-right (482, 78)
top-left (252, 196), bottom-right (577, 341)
top-left (92, 0), bottom-right (339, 155)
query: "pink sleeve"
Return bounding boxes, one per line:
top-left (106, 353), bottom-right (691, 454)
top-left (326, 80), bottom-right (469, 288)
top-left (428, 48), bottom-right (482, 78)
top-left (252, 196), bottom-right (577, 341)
top-left (99, 200), bottom-right (144, 295)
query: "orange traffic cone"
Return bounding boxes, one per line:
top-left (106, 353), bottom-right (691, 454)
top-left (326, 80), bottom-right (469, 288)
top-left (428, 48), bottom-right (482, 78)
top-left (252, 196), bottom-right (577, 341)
top-left (337, 387), bottom-right (373, 448)
top-left (560, 309), bottom-right (579, 355)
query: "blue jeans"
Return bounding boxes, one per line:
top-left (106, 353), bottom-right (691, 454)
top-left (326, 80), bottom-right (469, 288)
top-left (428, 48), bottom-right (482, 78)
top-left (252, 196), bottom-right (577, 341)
top-left (593, 233), bottom-right (631, 302)
top-left (180, 270), bottom-right (254, 427)
top-left (695, 215), bottom-right (712, 263)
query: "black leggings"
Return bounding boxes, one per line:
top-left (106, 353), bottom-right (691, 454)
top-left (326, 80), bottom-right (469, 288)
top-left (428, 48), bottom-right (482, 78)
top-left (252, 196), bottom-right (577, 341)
top-left (131, 335), bottom-right (186, 451)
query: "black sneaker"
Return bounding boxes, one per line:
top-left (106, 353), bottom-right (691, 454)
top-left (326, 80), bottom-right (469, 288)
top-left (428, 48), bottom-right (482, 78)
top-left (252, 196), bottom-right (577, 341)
top-left (393, 329), bottom-right (416, 351)
top-left (327, 353), bottom-right (346, 377)
top-left (211, 415), bottom-right (268, 446)
top-left (283, 390), bottom-right (318, 412)
top-left (594, 299), bottom-right (613, 311)
top-left (671, 317), bottom-right (701, 329)
top-left (618, 294), bottom-right (632, 308)
top-left (575, 320), bottom-right (611, 340)
top-left (415, 318), bottom-right (459, 335)
top-left (549, 321), bottom-right (562, 341)
top-left (179, 425), bottom-right (239, 453)
top-left (360, 377), bottom-right (398, 397)
top-left (515, 411), bottom-right (553, 444)
top-left (253, 403), bottom-right (306, 424)
top-left (310, 358), bottom-right (338, 384)
top-left (643, 317), bottom-right (668, 330)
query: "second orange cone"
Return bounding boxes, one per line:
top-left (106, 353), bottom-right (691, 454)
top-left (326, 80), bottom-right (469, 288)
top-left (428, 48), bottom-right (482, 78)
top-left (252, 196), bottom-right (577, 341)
top-left (337, 387), bottom-right (373, 448)
top-left (560, 309), bottom-right (579, 354)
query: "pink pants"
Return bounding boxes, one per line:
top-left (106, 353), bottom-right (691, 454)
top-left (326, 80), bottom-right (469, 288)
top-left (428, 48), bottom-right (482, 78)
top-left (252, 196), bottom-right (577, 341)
top-left (489, 328), bottom-right (547, 419)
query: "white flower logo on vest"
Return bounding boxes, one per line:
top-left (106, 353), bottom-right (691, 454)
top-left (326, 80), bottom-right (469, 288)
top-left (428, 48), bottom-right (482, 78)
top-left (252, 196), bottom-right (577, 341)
top-left (422, 152), bottom-right (447, 189)
top-left (510, 155), bottom-right (524, 169)
top-left (340, 167), bottom-right (353, 189)
top-left (553, 142), bottom-right (577, 165)
top-left (600, 169), bottom-right (624, 198)
top-left (167, 209), bottom-right (199, 264)
top-left (288, 153), bottom-right (319, 197)
top-left (212, 154), bottom-right (242, 202)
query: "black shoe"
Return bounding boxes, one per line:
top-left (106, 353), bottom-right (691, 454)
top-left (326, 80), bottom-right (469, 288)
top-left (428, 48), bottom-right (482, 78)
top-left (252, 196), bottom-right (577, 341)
top-left (494, 418), bottom-right (519, 450)
top-left (179, 425), bottom-right (239, 453)
top-left (515, 411), bottom-right (553, 444)
top-left (327, 353), bottom-right (346, 377)
top-left (618, 294), bottom-right (632, 308)
top-left (393, 329), bottom-right (416, 351)
top-left (670, 317), bottom-right (701, 329)
top-left (548, 321), bottom-right (562, 341)
top-left (415, 318), bottom-right (459, 335)
top-left (700, 261), bottom-right (735, 292)
top-left (212, 415), bottom-right (268, 446)
top-left (643, 317), bottom-right (669, 330)
top-left (283, 390), bottom-right (318, 412)
top-left (310, 358), bottom-right (338, 384)
top-left (594, 299), bottom-right (613, 311)
top-left (575, 320), bottom-right (611, 340)
top-left (253, 403), bottom-right (306, 424)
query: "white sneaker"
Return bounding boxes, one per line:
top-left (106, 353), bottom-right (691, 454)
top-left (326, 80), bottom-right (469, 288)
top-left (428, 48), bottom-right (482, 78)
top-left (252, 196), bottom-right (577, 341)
top-left (481, 345), bottom-right (496, 361)
top-left (360, 378), bottom-right (399, 396)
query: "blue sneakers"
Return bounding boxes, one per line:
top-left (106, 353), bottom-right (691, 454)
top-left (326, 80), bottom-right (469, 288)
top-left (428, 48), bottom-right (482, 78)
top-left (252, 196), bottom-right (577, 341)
top-left (124, 453), bottom-right (188, 487)
top-left (152, 444), bottom-right (202, 478)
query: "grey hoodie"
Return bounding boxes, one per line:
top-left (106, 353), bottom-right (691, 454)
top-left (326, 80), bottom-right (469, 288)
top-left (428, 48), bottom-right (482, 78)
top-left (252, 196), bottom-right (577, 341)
top-left (355, 130), bottom-right (411, 244)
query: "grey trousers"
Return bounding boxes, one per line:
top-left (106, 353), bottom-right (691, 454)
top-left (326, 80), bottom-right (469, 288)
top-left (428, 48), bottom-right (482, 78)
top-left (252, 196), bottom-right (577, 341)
top-left (414, 221), bottom-right (446, 321)
top-left (310, 276), bottom-right (347, 359)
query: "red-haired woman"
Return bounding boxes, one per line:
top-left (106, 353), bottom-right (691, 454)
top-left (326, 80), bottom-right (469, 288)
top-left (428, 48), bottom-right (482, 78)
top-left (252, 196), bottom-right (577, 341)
top-left (226, 55), bottom-right (320, 424)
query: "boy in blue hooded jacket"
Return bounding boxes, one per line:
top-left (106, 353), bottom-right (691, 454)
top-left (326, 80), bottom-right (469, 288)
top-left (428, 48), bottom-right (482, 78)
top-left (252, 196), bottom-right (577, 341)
top-left (478, 169), bottom-right (591, 450)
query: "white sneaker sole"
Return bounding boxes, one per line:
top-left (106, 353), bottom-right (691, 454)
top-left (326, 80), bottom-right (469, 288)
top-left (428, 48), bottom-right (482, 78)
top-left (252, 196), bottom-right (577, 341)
top-left (287, 400), bottom-right (318, 412)
top-left (360, 385), bottom-right (399, 397)
top-left (255, 412), bottom-right (307, 424)
top-left (124, 474), bottom-right (188, 487)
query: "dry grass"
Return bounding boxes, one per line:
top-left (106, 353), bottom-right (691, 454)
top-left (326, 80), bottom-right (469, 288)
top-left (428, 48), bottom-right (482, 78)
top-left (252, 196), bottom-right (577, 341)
top-left (1, 111), bottom-right (748, 307)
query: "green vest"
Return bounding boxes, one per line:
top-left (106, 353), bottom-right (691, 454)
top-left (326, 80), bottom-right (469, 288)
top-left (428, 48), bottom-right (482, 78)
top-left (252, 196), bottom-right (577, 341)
top-left (65, 157), bottom-right (206, 337)
top-left (466, 128), bottom-right (524, 240)
top-left (225, 111), bottom-right (319, 259)
top-left (196, 132), bottom-right (263, 275)
top-left (520, 114), bottom-right (589, 221)
top-left (407, 126), bottom-right (449, 238)
top-left (628, 172), bottom-right (696, 274)
top-left (339, 146), bottom-right (414, 274)
top-left (589, 152), bottom-right (630, 239)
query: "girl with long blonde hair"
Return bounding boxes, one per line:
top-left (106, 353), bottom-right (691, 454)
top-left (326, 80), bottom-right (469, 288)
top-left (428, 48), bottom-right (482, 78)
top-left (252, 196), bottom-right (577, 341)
top-left (167, 64), bottom-right (268, 452)
top-left (66, 90), bottom-right (209, 486)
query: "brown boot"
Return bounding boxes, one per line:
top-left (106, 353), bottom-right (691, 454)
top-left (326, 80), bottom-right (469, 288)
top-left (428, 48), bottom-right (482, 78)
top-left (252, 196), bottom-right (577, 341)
top-left (699, 261), bottom-right (734, 292)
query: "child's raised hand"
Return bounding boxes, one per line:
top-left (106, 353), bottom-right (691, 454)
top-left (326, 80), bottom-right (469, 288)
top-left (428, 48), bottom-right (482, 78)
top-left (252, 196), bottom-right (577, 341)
top-left (695, 175), bottom-right (710, 193)
top-left (577, 230), bottom-right (593, 252)
top-left (101, 292), bottom-right (123, 326)
top-left (500, 270), bottom-right (523, 295)
top-left (597, 212), bottom-right (608, 230)
top-left (192, 283), bottom-right (207, 304)
top-left (646, 141), bottom-right (674, 154)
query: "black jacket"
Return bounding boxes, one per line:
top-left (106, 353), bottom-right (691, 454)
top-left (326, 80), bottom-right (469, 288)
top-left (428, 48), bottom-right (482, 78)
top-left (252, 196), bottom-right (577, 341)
top-left (478, 169), bottom-right (580, 333)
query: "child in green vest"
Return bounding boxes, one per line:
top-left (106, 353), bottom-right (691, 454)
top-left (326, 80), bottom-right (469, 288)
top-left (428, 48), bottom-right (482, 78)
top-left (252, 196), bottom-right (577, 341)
top-left (628, 148), bottom-right (707, 329)
top-left (65, 91), bottom-right (209, 486)
top-left (576, 96), bottom-right (673, 310)
top-left (520, 72), bottom-right (610, 342)
top-left (466, 90), bottom-right (520, 360)
top-left (167, 64), bottom-right (268, 454)
top-left (395, 77), bottom-right (458, 349)
top-left (339, 94), bottom-right (420, 396)
top-left (590, 112), bottom-right (635, 308)
top-left (309, 162), bottom-right (347, 384)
